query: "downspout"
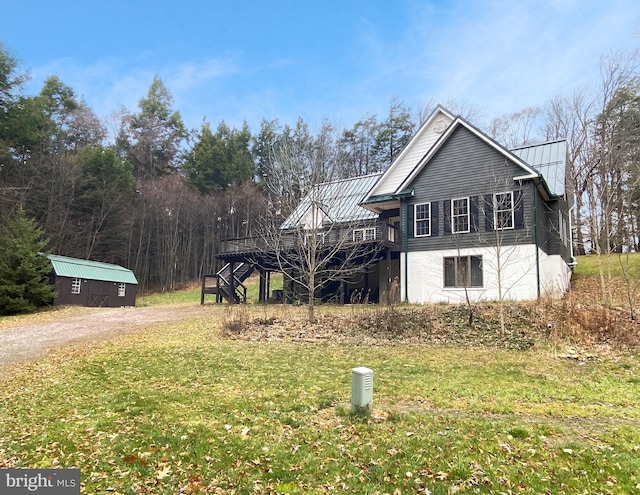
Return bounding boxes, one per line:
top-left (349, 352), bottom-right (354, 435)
top-left (568, 205), bottom-right (577, 269)
top-left (402, 197), bottom-right (409, 302)
top-left (395, 189), bottom-right (414, 303)
top-left (533, 184), bottom-right (541, 299)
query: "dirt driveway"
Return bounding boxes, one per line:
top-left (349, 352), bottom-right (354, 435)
top-left (0, 304), bottom-right (213, 379)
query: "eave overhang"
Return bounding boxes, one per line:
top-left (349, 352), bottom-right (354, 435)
top-left (396, 117), bottom-right (541, 195)
top-left (513, 173), bottom-right (559, 201)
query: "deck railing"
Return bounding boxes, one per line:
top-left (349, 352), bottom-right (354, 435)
top-left (219, 221), bottom-right (399, 256)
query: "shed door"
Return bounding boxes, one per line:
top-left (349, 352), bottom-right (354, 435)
top-left (88, 280), bottom-right (109, 307)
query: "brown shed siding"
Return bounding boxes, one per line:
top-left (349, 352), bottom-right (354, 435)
top-left (52, 276), bottom-right (137, 307)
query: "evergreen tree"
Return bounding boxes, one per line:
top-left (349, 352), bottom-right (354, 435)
top-left (253, 118), bottom-right (282, 188)
top-left (184, 121), bottom-right (254, 193)
top-left (372, 98), bottom-right (415, 169)
top-left (117, 75), bottom-right (186, 179)
top-left (0, 208), bottom-right (57, 315)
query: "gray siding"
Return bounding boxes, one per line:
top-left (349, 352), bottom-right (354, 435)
top-left (403, 126), bottom-right (536, 252)
top-left (536, 193), bottom-right (554, 256)
top-left (537, 195), bottom-right (572, 261)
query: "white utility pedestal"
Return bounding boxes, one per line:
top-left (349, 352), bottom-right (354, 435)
top-left (351, 367), bottom-right (374, 414)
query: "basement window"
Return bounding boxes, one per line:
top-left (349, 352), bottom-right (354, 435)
top-left (71, 278), bottom-right (81, 295)
top-left (118, 283), bottom-right (126, 297)
top-left (444, 256), bottom-right (483, 288)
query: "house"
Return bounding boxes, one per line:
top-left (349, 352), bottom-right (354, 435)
top-left (215, 105), bottom-right (574, 304)
top-left (361, 106), bottom-right (574, 303)
top-left (213, 173), bottom-right (397, 304)
top-left (48, 254), bottom-right (138, 307)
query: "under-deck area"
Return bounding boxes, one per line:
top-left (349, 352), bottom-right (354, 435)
top-left (204, 221), bottom-right (401, 305)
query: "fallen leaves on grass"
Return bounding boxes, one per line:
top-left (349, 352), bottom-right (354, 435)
top-left (226, 305), bottom-right (546, 350)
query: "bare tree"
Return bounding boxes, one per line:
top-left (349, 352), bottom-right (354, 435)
top-left (481, 181), bottom-right (536, 335)
top-left (543, 89), bottom-right (595, 256)
top-left (585, 51), bottom-right (639, 305)
top-left (618, 250), bottom-right (640, 321)
top-left (416, 97), bottom-right (485, 127)
top-left (337, 114), bottom-right (379, 177)
top-left (448, 233), bottom-right (485, 328)
top-left (486, 107), bottom-right (542, 149)
top-left (446, 185), bottom-right (531, 332)
top-left (255, 135), bottom-right (386, 323)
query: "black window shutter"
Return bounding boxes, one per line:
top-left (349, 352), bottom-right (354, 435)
top-left (471, 196), bottom-right (479, 232)
top-left (431, 201), bottom-right (439, 236)
top-left (407, 202), bottom-right (414, 238)
top-left (443, 199), bottom-right (451, 234)
top-left (484, 194), bottom-right (494, 231)
top-left (514, 190), bottom-right (524, 229)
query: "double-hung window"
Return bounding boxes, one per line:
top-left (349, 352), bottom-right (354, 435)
top-left (118, 283), bottom-right (126, 297)
top-left (414, 203), bottom-right (431, 237)
top-left (444, 256), bottom-right (483, 288)
top-left (494, 191), bottom-right (514, 230)
top-left (71, 278), bottom-right (81, 295)
top-left (559, 212), bottom-right (568, 246)
top-left (305, 231), bottom-right (325, 246)
top-left (452, 197), bottom-right (470, 233)
top-left (353, 227), bottom-right (376, 242)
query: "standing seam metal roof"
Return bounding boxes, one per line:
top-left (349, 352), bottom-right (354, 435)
top-left (281, 173), bottom-right (383, 229)
top-left (48, 254), bottom-right (138, 285)
top-left (283, 138), bottom-right (567, 228)
top-left (510, 140), bottom-right (567, 197)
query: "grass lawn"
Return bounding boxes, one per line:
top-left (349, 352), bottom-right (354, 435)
top-left (137, 273), bottom-right (284, 307)
top-left (1, 305), bottom-right (639, 494)
top-left (573, 251), bottom-right (640, 280)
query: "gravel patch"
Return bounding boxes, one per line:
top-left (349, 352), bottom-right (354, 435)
top-left (0, 304), bottom-right (212, 378)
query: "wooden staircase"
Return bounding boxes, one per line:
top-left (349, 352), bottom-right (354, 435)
top-left (201, 262), bottom-right (255, 304)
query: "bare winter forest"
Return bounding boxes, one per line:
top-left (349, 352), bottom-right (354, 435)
top-left (1, 43), bottom-right (639, 296)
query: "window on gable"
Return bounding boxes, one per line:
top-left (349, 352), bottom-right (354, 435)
top-left (118, 283), bottom-right (126, 297)
top-left (353, 227), bottom-right (376, 242)
top-left (304, 231), bottom-right (325, 246)
top-left (414, 203), bottom-right (431, 237)
top-left (444, 256), bottom-right (483, 288)
top-left (494, 191), bottom-right (514, 230)
top-left (71, 278), bottom-right (81, 295)
top-left (452, 197), bottom-right (470, 233)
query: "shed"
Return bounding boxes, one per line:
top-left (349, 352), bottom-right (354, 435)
top-left (48, 254), bottom-right (138, 307)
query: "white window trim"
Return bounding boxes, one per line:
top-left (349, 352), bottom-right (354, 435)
top-left (118, 283), bottom-right (126, 297)
top-left (353, 227), bottom-right (376, 242)
top-left (304, 231), bottom-right (326, 246)
top-left (451, 197), bottom-right (470, 234)
top-left (414, 202), bottom-right (431, 237)
top-left (71, 278), bottom-right (81, 295)
top-left (493, 191), bottom-right (515, 230)
top-left (559, 212), bottom-right (568, 246)
top-left (443, 255), bottom-right (484, 289)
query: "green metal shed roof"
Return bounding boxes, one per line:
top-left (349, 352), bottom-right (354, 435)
top-left (48, 254), bottom-right (138, 285)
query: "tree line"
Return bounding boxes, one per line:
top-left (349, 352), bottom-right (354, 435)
top-left (1, 41), bottom-right (638, 299)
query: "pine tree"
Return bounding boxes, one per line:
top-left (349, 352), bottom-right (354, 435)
top-left (0, 208), bottom-right (57, 315)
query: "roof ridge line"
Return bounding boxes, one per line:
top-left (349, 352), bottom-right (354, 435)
top-left (510, 138), bottom-right (566, 151)
top-left (316, 171), bottom-right (384, 187)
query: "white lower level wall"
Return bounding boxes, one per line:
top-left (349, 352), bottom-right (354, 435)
top-left (539, 250), bottom-right (573, 298)
top-left (401, 244), bottom-right (571, 304)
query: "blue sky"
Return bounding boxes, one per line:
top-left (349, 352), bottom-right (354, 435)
top-left (1, 0), bottom-right (639, 134)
